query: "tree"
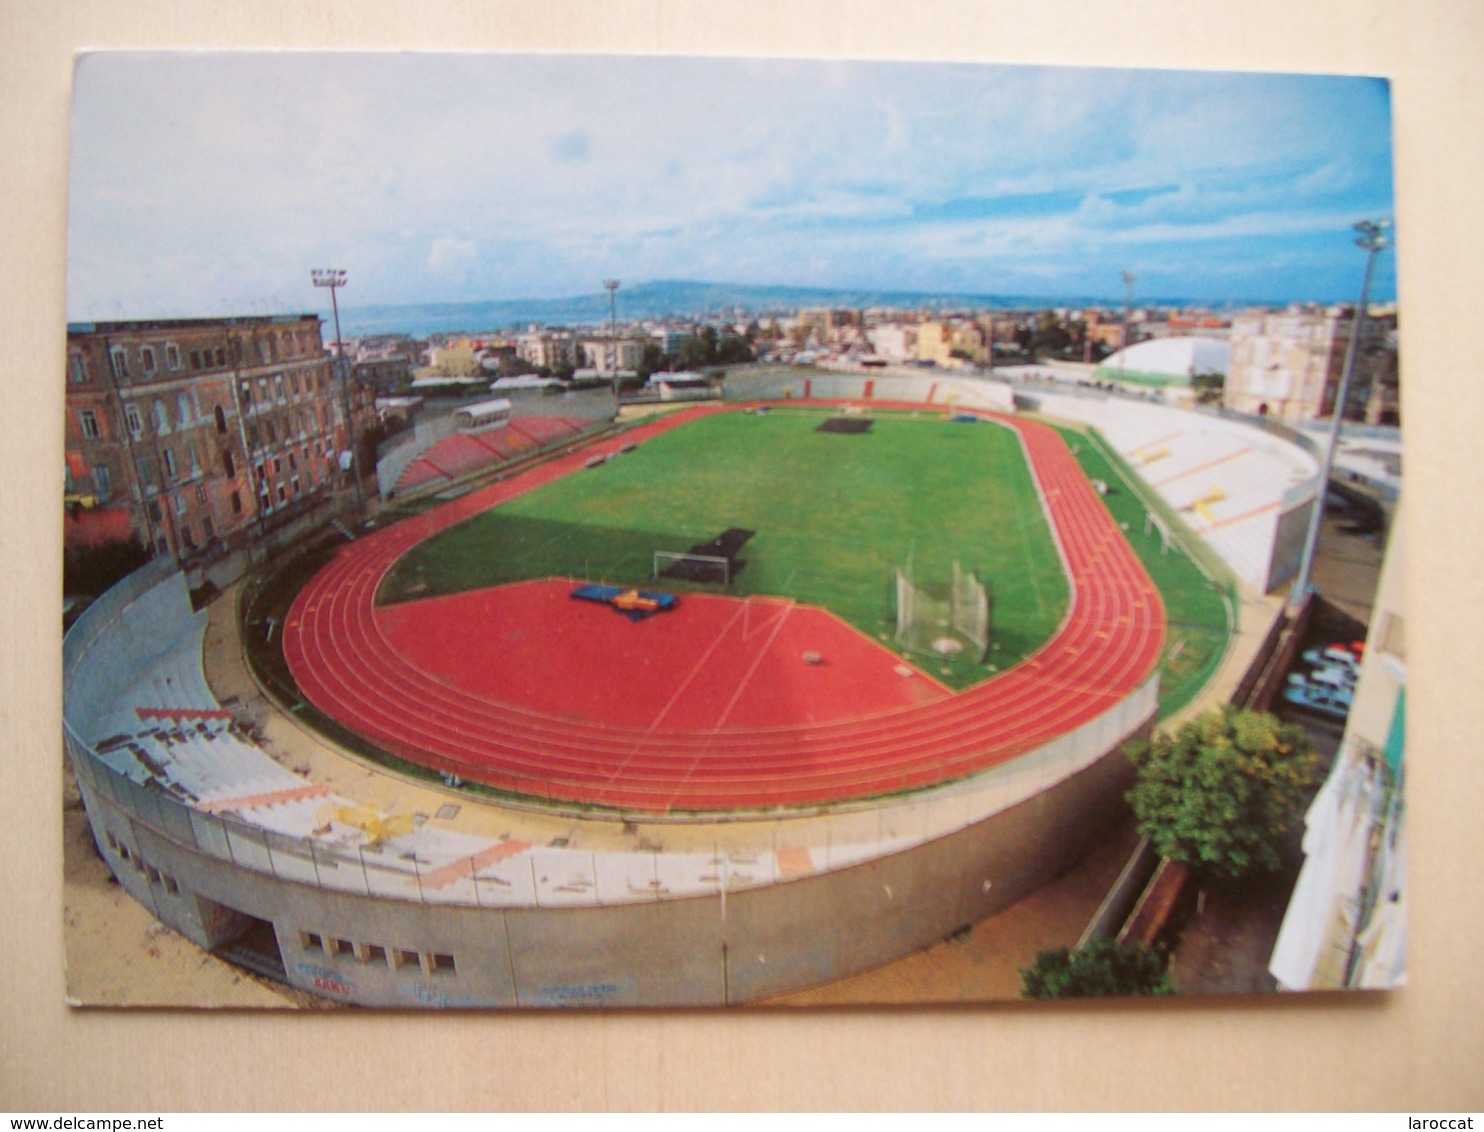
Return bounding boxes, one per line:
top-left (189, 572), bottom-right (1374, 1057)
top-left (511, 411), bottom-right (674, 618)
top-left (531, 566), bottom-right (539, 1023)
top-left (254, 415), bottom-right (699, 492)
top-left (678, 326), bottom-right (719, 370)
top-left (1029, 309), bottom-right (1072, 358)
top-left (714, 334), bottom-right (755, 365)
top-left (635, 342), bottom-right (667, 382)
top-left (1019, 938), bottom-right (1173, 999)
top-left (1125, 706), bottom-right (1319, 880)
top-left (1191, 370), bottom-right (1225, 405)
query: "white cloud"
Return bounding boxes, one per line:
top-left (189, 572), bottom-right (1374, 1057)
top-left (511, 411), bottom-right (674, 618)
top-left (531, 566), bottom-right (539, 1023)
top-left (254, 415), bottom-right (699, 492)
top-left (65, 53), bottom-right (1396, 316)
top-left (426, 237), bottom-right (478, 276)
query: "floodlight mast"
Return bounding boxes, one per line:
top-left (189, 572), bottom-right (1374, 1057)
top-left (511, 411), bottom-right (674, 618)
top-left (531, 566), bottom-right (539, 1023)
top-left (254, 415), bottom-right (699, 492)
top-left (603, 279), bottom-right (620, 398)
top-left (1289, 219), bottom-right (1393, 611)
top-left (1119, 270), bottom-right (1137, 393)
top-left (311, 268), bottom-right (364, 513)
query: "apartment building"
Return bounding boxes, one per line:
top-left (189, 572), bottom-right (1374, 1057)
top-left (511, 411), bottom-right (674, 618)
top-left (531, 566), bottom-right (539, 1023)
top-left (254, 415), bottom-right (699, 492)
top-left (514, 329), bottom-right (579, 371)
top-left (64, 315), bottom-right (369, 562)
top-left (1225, 306), bottom-right (1399, 424)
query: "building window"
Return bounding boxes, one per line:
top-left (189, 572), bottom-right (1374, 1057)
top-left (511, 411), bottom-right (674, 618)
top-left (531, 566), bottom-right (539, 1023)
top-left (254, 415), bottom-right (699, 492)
top-left (109, 347), bottom-right (129, 379)
top-left (239, 381), bottom-right (252, 409)
top-left (189, 350), bottom-right (201, 370)
top-left (266, 420), bottom-right (277, 445)
top-left (215, 405), bottom-right (228, 434)
top-left (161, 874), bottom-right (179, 895)
top-left (177, 392), bottom-right (193, 426)
top-left (230, 490), bottom-right (242, 515)
top-left (155, 535), bottom-right (168, 555)
top-left (138, 456), bottom-right (156, 487)
top-left (174, 492), bottom-right (187, 515)
top-left (392, 948), bottom-right (419, 971)
top-left (276, 484), bottom-right (287, 503)
top-left (146, 498), bottom-right (162, 522)
top-left (187, 442), bottom-right (201, 476)
top-left (180, 524), bottom-right (195, 550)
top-left (141, 346), bottom-right (156, 375)
top-left (152, 399), bottom-right (169, 432)
top-left (275, 375), bottom-right (285, 403)
top-left (79, 409), bottom-right (101, 439)
top-left (196, 483), bottom-right (208, 505)
top-left (124, 403), bottom-right (142, 437)
top-left (166, 343), bottom-right (180, 370)
top-left (429, 952), bottom-right (457, 976)
top-left (68, 353), bottom-right (88, 383)
top-left (214, 347), bottom-right (226, 367)
top-left (222, 449), bottom-right (235, 478)
top-left (300, 931), bottom-right (325, 953)
top-left (92, 465), bottom-right (111, 497)
top-left (162, 448), bottom-right (178, 480)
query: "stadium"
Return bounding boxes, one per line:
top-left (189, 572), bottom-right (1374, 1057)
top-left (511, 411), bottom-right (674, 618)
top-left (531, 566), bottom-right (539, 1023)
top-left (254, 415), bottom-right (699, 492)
top-left (63, 366), bottom-right (1321, 1007)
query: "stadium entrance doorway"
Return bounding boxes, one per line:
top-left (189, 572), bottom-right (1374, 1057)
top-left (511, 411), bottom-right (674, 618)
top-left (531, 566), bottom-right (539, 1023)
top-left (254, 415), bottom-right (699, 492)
top-left (214, 912), bottom-right (288, 986)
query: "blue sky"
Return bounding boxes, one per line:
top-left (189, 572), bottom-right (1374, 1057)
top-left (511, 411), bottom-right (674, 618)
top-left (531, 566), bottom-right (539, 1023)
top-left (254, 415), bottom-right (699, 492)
top-left (66, 53), bottom-right (1396, 319)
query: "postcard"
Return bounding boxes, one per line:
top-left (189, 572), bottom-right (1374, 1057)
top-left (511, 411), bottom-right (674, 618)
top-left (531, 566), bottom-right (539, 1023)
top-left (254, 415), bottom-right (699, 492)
top-left (62, 51), bottom-right (1402, 1008)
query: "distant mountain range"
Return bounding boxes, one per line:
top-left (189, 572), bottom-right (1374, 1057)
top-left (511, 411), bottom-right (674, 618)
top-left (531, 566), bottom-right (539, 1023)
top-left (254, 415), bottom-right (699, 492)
top-left (330, 279), bottom-right (1206, 339)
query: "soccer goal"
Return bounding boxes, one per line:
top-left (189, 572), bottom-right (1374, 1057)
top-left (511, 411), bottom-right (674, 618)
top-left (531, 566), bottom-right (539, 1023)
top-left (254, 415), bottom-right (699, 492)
top-left (653, 550), bottom-right (731, 588)
top-left (893, 562), bottom-right (991, 661)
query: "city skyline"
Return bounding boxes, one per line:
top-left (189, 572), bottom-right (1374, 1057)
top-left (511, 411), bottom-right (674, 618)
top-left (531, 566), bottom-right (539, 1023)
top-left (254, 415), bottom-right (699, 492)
top-left (68, 53), bottom-right (1396, 322)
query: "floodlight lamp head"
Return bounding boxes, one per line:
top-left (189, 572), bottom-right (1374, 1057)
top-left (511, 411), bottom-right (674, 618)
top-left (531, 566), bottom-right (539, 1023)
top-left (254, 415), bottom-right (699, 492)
top-left (603, 278), bottom-right (620, 291)
top-left (311, 269), bottom-right (348, 288)
top-left (1354, 219), bottom-right (1393, 251)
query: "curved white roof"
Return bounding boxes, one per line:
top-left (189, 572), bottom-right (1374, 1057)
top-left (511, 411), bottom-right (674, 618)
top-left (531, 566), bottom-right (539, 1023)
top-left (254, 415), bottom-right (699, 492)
top-left (1096, 335), bottom-right (1230, 382)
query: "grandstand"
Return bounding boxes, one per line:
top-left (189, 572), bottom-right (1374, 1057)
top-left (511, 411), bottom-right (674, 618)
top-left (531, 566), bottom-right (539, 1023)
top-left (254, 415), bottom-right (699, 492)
top-left (1019, 390), bottom-right (1320, 592)
top-left (389, 414), bottom-right (592, 496)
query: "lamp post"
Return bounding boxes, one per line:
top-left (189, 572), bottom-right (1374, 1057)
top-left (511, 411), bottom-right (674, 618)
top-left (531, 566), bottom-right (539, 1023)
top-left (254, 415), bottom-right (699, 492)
top-left (311, 268), bottom-right (364, 514)
top-left (603, 278), bottom-right (620, 398)
top-left (1119, 270), bottom-right (1136, 394)
top-left (1289, 219), bottom-right (1392, 611)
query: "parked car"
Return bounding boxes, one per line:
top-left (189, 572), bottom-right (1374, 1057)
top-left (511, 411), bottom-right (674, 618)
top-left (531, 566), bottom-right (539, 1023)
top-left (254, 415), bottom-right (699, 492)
top-left (1282, 681), bottom-right (1353, 720)
top-left (1308, 664), bottom-right (1357, 690)
top-left (1302, 645), bottom-right (1361, 674)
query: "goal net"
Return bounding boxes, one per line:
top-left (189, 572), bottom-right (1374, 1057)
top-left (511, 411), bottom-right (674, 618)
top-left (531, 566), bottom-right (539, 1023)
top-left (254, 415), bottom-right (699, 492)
top-left (893, 562), bottom-right (991, 661)
top-left (653, 550), bottom-right (731, 587)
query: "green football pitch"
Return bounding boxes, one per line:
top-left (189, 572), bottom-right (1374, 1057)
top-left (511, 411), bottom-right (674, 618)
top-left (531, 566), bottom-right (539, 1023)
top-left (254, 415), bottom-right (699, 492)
top-left (379, 408), bottom-right (1071, 688)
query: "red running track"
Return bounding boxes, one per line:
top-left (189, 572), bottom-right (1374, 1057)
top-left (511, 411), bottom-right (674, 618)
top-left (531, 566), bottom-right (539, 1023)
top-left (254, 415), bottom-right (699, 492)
top-left (282, 404), bottom-right (1166, 812)
top-left (374, 580), bottom-right (953, 731)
